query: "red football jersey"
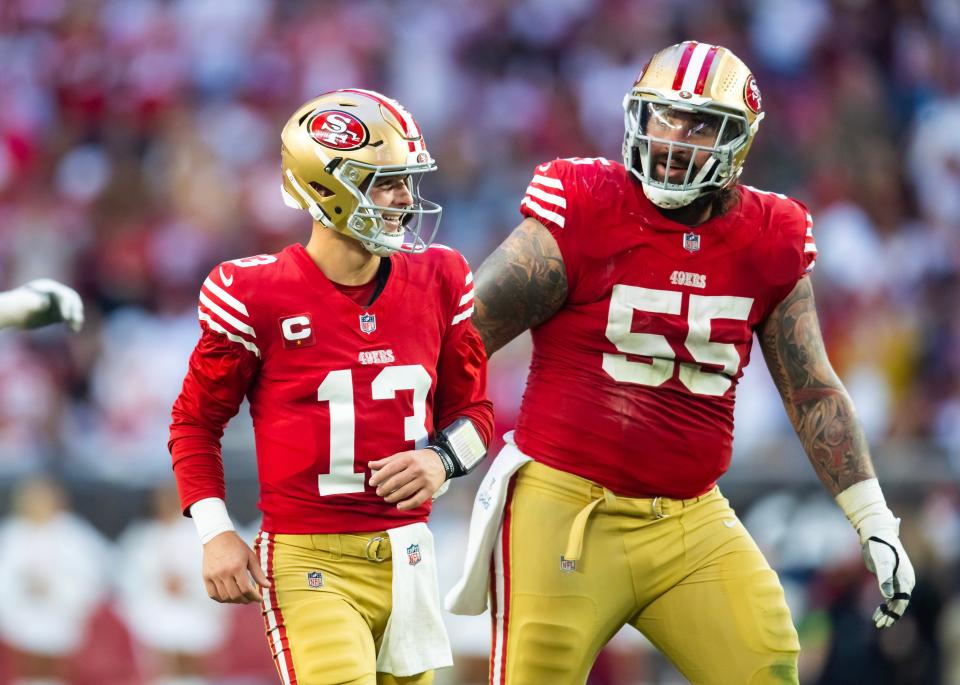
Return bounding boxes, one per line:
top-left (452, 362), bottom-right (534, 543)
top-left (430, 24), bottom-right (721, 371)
top-left (169, 243), bottom-right (493, 534)
top-left (515, 158), bottom-right (817, 498)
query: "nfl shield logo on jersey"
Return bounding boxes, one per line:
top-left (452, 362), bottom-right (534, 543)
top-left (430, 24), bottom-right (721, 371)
top-left (683, 232), bottom-right (701, 253)
top-left (307, 570), bottom-right (324, 589)
top-left (407, 544), bottom-right (422, 566)
top-left (359, 312), bottom-right (376, 334)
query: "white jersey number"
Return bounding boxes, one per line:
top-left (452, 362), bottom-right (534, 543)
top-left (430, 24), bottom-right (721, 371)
top-left (602, 285), bottom-right (753, 396)
top-left (316, 364), bottom-right (431, 496)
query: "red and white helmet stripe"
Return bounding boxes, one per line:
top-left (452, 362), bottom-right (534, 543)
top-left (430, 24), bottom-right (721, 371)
top-left (338, 88), bottom-right (425, 153)
top-left (671, 41), bottom-right (721, 95)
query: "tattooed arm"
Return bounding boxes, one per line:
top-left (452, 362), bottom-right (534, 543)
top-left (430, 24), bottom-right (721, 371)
top-left (760, 276), bottom-right (915, 628)
top-left (471, 218), bottom-right (568, 357)
top-left (758, 276), bottom-right (874, 495)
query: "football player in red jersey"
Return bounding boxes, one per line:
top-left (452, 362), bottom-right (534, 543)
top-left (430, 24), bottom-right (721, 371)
top-left (169, 89), bottom-right (493, 685)
top-left (446, 42), bottom-right (914, 684)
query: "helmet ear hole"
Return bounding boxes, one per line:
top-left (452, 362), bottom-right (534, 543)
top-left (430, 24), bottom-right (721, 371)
top-left (309, 182), bottom-right (334, 197)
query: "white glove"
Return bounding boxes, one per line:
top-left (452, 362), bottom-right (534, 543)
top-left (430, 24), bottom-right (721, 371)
top-left (836, 479), bottom-right (915, 628)
top-left (23, 278), bottom-right (84, 332)
top-left (862, 526), bottom-right (915, 628)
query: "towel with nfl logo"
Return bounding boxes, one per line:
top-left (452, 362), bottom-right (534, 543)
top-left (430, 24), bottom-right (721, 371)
top-left (376, 522), bottom-right (452, 676)
top-left (445, 432), bottom-right (532, 615)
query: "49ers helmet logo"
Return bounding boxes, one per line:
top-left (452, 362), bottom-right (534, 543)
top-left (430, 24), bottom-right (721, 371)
top-left (307, 110), bottom-right (370, 151)
top-left (743, 74), bottom-right (762, 114)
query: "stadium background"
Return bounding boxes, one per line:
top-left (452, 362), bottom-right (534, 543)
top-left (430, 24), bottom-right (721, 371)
top-left (0, 0), bottom-right (957, 683)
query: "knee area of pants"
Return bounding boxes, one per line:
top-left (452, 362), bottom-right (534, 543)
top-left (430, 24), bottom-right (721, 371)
top-left (512, 620), bottom-right (587, 674)
top-left (747, 663), bottom-right (799, 685)
top-left (288, 630), bottom-right (375, 684)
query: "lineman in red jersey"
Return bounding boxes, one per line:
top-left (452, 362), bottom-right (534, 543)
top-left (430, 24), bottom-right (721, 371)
top-left (447, 43), bottom-right (915, 684)
top-left (169, 89), bottom-right (493, 685)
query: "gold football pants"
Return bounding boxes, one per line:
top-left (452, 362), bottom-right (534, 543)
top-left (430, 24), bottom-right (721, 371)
top-left (489, 461), bottom-right (800, 685)
top-left (254, 531), bottom-right (433, 685)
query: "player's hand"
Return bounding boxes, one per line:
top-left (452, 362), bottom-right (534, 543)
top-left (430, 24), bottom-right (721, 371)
top-left (862, 526), bottom-right (915, 628)
top-left (201, 530), bottom-right (270, 604)
top-left (368, 448), bottom-right (446, 510)
top-left (23, 278), bottom-right (84, 332)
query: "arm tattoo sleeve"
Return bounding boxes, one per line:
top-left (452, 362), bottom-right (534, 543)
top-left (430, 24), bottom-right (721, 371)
top-left (759, 277), bottom-right (875, 495)
top-left (472, 218), bottom-right (568, 357)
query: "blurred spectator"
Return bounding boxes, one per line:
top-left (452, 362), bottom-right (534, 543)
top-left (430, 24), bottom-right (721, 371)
top-left (0, 477), bottom-right (108, 685)
top-left (115, 483), bottom-right (228, 685)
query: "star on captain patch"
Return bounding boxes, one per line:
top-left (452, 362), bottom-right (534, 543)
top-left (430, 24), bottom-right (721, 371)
top-left (683, 232), bottom-right (701, 253)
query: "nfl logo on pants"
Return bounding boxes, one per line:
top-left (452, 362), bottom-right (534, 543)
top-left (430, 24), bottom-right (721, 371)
top-left (307, 570), bottom-right (323, 589)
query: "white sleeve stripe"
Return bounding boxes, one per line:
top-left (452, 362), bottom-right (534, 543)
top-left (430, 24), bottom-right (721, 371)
top-left (806, 227), bottom-right (813, 237)
top-left (199, 292), bottom-right (256, 337)
top-left (465, 271), bottom-right (473, 286)
top-left (199, 309), bottom-right (261, 357)
top-left (451, 305), bottom-right (474, 325)
top-left (199, 305), bottom-right (257, 344)
top-left (459, 288), bottom-right (475, 306)
top-left (203, 277), bottom-right (249, 316)
top-left (531, 174), bottom-right (563, 190)
top-left (521, 197), bottom-right (566, 228)
top-left (804, 244), bottom-right (818, 253)
top-left (525, 185), bottom-right (567, 208)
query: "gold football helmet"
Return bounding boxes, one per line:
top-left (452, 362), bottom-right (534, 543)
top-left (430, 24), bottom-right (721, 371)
top-left (622, 42), bottom-right (764, 209)
top-left (280, 88), bottom-right (441, 255)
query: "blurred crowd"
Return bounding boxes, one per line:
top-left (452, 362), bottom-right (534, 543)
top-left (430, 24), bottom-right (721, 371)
top-left (0, 0), bottom-right (958, 683)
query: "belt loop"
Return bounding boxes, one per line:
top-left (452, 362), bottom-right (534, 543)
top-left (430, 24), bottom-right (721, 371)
top-left (651, 496), bottom-right (666, 519)
top-left (365, 535), bottom-right (386, 563)
top-left (602, 488), bottom-right (617, 507)
top-left (319, 533), bottom-right (342, 560)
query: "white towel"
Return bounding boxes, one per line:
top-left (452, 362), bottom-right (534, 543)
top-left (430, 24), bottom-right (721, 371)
top-left (445, 433), bottom-right (532, 615)
top-left (377, 522), bottom-right (453, 676)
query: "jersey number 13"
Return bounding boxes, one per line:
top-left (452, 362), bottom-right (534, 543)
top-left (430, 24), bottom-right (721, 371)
top-left (315, 365), bottom-right (431, 496)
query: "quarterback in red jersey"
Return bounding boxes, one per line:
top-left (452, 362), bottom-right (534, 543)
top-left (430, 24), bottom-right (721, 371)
top-left (169, 89), bottom-right (493, 685)
top-left (447, 42), bottom-right (914, 684)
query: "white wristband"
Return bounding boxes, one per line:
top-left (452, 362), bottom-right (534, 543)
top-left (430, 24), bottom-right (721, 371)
top-left (189, 497), bottom-right (236, 544)
top-left (835, 478), bottom-right (899, 545)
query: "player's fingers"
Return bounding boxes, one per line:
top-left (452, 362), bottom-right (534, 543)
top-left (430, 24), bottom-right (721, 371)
top-left (368, 452), bottom-right (406, 472)
top-left (396, 488), bottom-right (431, 511)
top-left (66, 295), bottom-right (83, 332)
top-left (222, 575), bottom-right (251, 604)
top-left (247, 551), bottom-right (271, 589)
top-left (383, 479), bottom-right (421, 504)
top-left (873, 595), bottom-right (909, 629)
top-left (373, 467), bottom-right (416, 497)
top-left (204, 578), bottom-right (220, 602)
top-left (210, 577), bottom-right (232, 603)
top-left (369, 460), bottom-right (406, 487)
top-left (235, 572), bottom-right (261, 603)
